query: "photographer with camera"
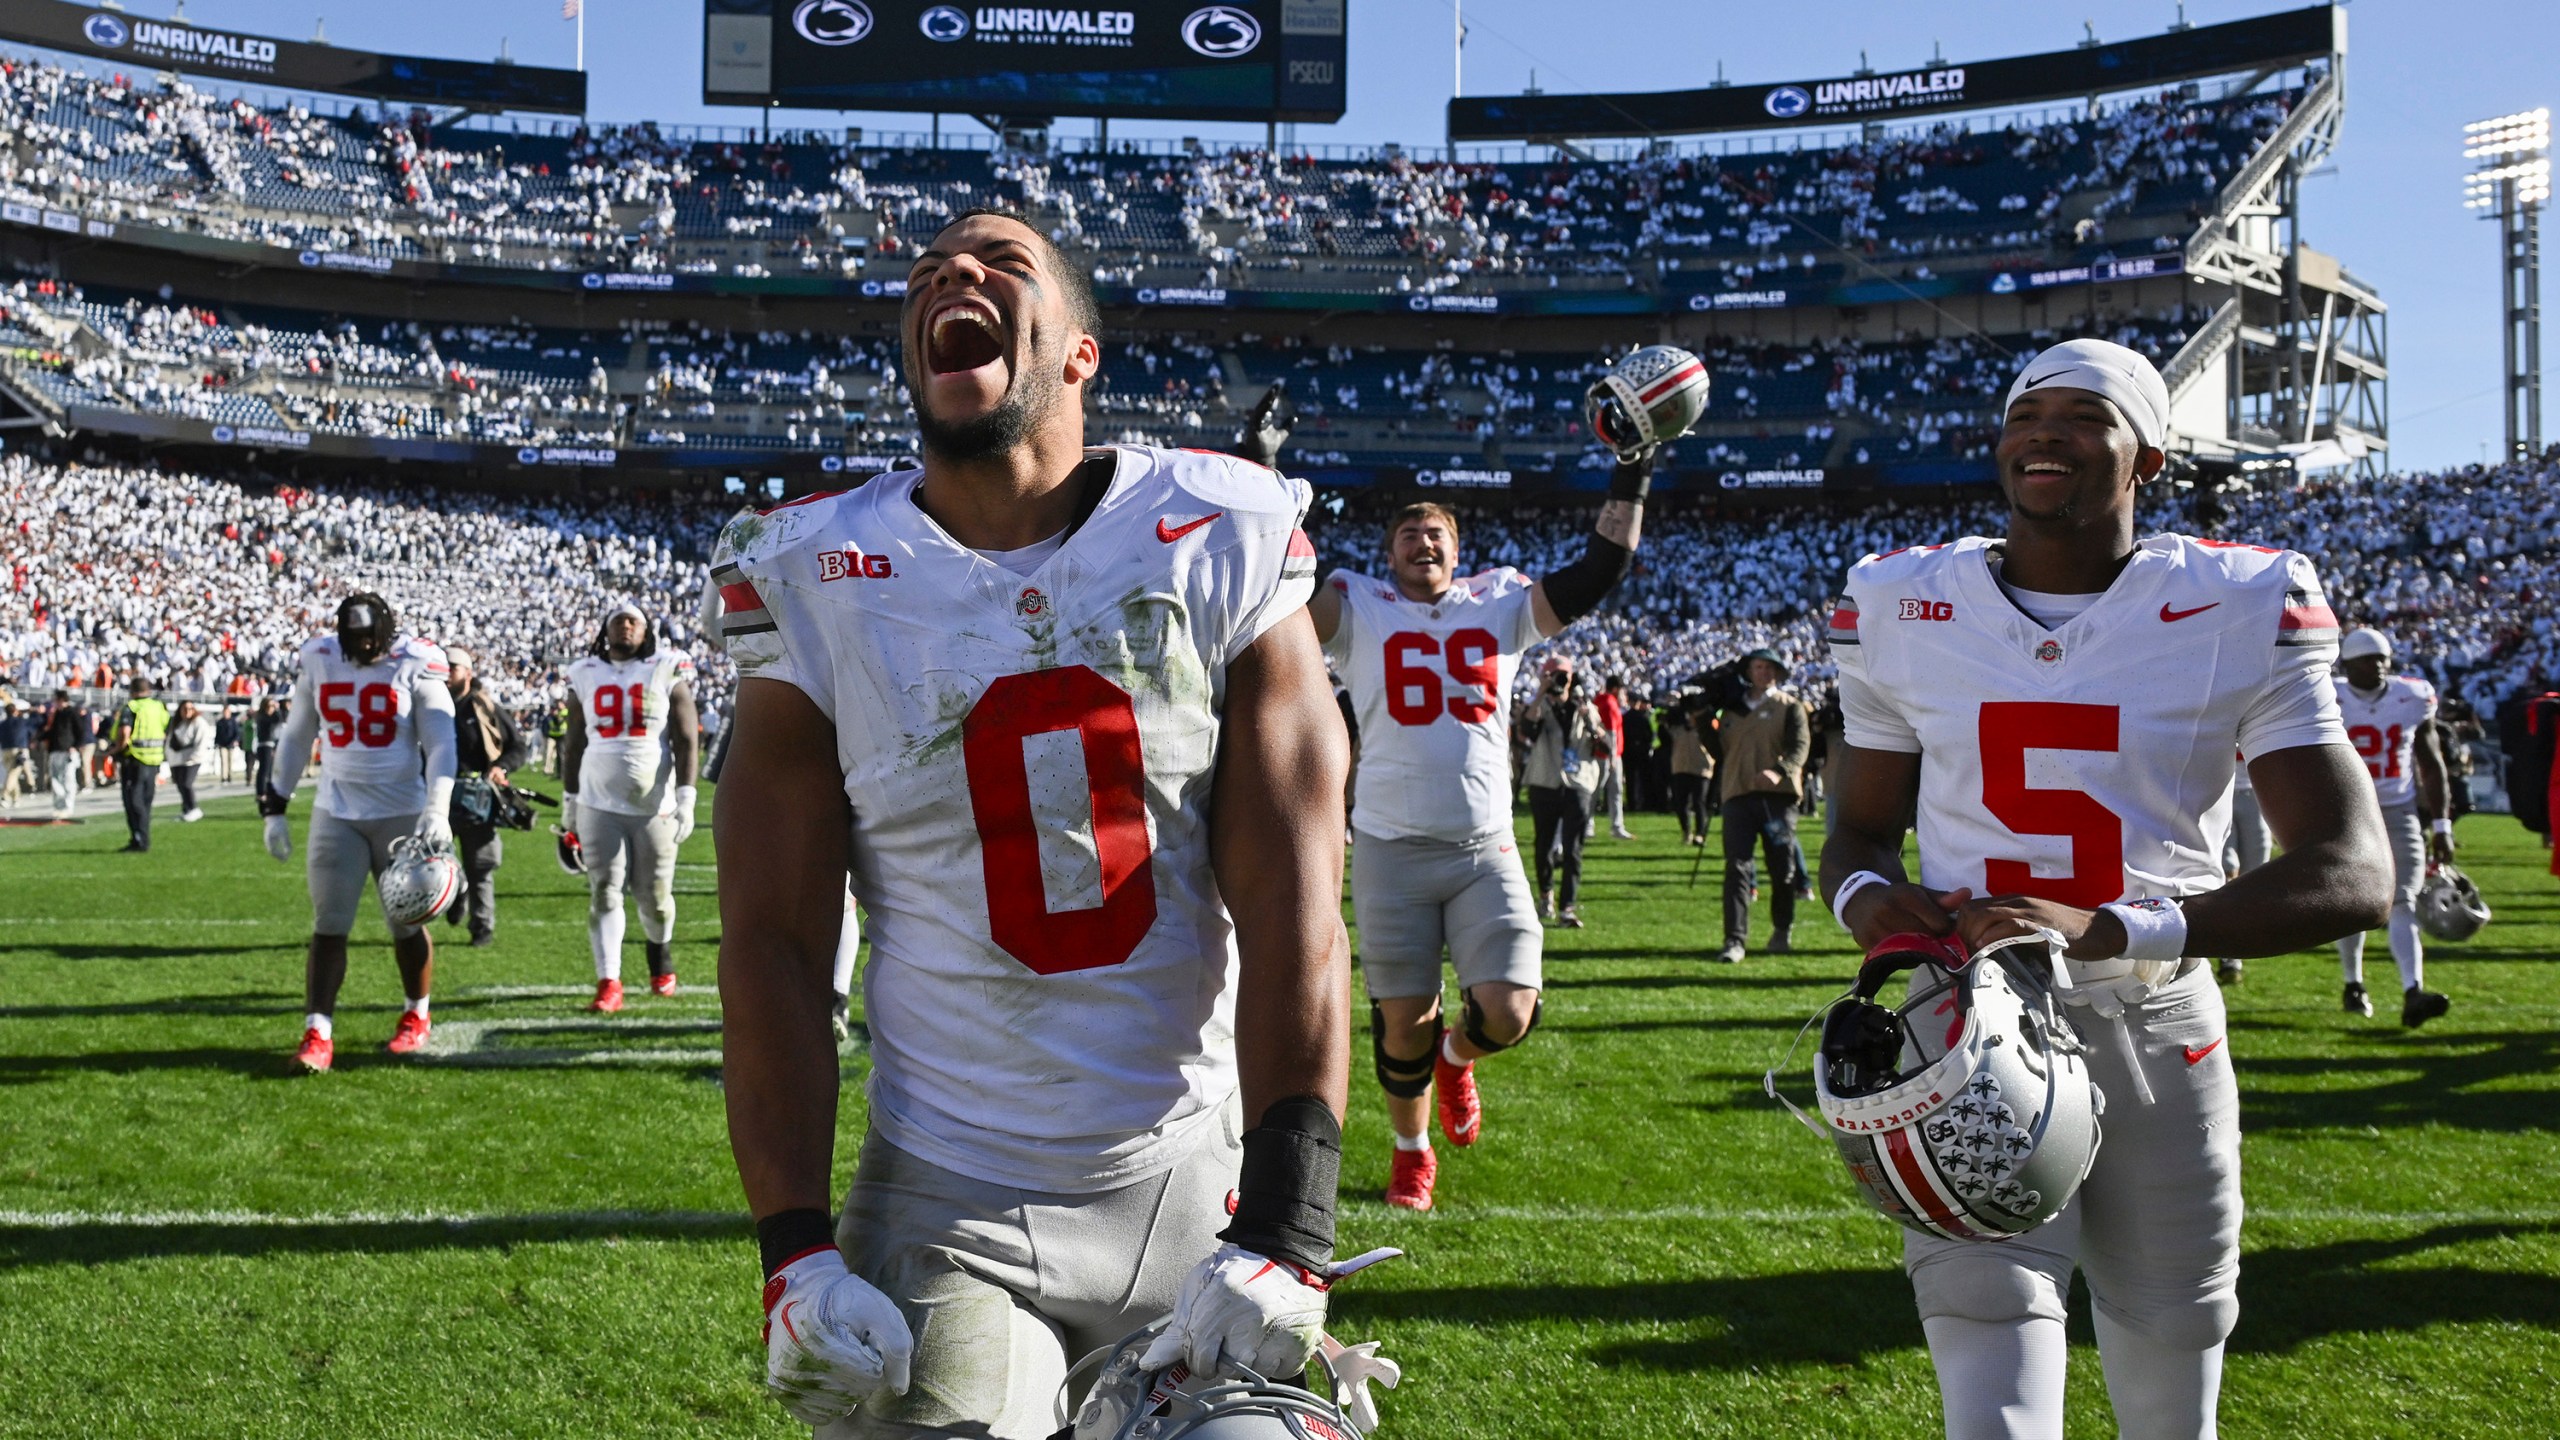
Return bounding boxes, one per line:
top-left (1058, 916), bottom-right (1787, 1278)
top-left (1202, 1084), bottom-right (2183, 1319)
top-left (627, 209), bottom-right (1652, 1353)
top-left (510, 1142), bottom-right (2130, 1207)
top-left (445, 647), bottom-right (529, 947)
top-left (1711, 649), bottom-right (1811, 963)
top-left (1523, 656), bottom-right (1609, 928)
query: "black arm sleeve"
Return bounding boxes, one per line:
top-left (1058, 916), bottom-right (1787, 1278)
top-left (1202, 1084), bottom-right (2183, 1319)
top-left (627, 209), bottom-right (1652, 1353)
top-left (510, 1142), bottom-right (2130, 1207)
top-left (1538, 455), bottom-right (1652, 626)
top-left (1217, 1093), bottom-right (1340, 1271)
top-left (1541, 533), bottom-right (1633, 628)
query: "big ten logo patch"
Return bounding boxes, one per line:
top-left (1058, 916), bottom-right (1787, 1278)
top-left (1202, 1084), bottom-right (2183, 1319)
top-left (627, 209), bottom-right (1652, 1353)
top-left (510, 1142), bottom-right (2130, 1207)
top-left (1898, 599), bottom-right (1955, 622)
top-left (818, 548), bottom-right (894, 581)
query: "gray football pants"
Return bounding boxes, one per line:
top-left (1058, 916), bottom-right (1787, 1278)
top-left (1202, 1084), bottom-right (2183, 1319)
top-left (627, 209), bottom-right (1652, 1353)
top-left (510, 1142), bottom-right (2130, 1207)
top-left (1905, 964), bottom-right (2239, 1439)
top-left (306, 808), bottom-right (425, 939)
top-left (822, 1110), bottom-right (1242, 1439)
top-left (582, 804), bottom-right (678, 944)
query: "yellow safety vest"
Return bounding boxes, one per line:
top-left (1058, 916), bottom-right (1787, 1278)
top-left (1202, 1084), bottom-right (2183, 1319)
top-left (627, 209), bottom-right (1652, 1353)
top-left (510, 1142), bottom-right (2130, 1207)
top-left (120, 698), bottom-right (170, 766)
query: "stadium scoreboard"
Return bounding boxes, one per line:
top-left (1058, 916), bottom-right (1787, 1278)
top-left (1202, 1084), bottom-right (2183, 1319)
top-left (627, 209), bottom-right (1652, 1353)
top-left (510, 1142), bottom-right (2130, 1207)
top-left (704, 0), bottom-right (1344, 123)
top-left (0, 0), bottom-right (585, 113)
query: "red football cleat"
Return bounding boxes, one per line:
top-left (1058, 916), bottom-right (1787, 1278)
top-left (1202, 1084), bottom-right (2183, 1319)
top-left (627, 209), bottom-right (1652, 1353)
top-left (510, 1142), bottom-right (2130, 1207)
top-left (1385, 1146), bottom-right (1437, 1212)
top-left (294, 1027), bottom-right (333, 1074)
top-left (589, 978), bottom-right (625, 1014)
top-left (386, 1009), bottom-right (431, 1054)
top-left (1435, 1049), bottom-right (1482, 1147)
top-left (649, 973), bottom-right (678, 997)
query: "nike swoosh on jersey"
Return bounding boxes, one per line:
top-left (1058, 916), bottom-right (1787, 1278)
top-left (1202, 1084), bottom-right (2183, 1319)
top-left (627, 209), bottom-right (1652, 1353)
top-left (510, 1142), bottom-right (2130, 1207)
top-left (2183, 1038), bottom-right (2223, 1066)
top-left (2160, 601), bottom-right (2221, 622)
top-left (2019, 369), bottom-right (2068, 390)
top-left (1156, 512), bottom-right (1223, 542)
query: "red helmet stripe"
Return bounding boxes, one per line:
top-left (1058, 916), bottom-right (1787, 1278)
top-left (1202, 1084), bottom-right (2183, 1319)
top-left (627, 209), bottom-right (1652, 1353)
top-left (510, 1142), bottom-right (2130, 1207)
top-left (1882, 1126), bottom-right (1993, 1240)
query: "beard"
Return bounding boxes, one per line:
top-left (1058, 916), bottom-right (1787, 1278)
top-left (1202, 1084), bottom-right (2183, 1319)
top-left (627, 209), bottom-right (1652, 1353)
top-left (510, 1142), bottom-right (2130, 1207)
top-left (913, 336), bottom-right (1064, 463)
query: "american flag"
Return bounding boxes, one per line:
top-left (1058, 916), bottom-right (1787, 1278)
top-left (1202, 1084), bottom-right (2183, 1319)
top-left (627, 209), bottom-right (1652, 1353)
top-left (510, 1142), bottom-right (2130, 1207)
top-left (562, 0), bottom-right (581, 18)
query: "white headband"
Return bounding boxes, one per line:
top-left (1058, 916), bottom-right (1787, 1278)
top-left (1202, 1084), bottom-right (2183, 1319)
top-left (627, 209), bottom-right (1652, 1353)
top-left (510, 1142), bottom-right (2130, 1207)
top-left (2004, 337), bottom-right (2171, 453)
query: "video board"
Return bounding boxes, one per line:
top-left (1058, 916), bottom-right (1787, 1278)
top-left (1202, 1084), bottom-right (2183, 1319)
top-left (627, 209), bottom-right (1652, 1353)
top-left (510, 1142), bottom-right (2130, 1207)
top-left (1449, 5), bottom-right (2336, 141)
top-left (0, 0), bottom-right (585, 113)
top-left (705, 0), bottom-right (1344, 122)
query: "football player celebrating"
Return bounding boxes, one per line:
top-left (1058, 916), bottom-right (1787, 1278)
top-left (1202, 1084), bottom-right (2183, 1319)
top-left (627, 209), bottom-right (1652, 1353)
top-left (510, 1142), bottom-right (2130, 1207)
top-left (561, 602), bottom-right (700, 1011)
top-left (1305, 349), bottom-right (1692, 1213)
top-left (715, 208), bottom-right (1350, 1437)
top-left (1820, 338), bottom-right (2391, 1440)
top-left (258, 593), bottom-right (459, 1073)
top-left (2331, 627), bottom-right (2457, 1026)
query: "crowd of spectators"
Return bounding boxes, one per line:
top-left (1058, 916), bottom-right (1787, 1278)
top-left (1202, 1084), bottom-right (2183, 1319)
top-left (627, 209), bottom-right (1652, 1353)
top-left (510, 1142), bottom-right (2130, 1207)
top-left (0, 48), bottom-right (2301, 296)
top-left (8, 447), bottom-right (2556, 781)
top-left (0, 452), bottom-right (737, 735)
top-left (2, 268), bottom-right (2198, 474)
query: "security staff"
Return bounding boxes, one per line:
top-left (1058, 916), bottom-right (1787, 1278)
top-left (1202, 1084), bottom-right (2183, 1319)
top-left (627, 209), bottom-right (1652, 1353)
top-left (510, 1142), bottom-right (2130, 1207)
top-left (111, 676), bottom-right (171, 852)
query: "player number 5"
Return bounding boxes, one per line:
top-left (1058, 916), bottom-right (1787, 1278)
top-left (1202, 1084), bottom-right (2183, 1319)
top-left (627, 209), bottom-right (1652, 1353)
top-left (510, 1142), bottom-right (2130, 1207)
top-left (318, 681), bottom-right (399, 748)
top-left (1978, 701), bottom-right (2125, 910)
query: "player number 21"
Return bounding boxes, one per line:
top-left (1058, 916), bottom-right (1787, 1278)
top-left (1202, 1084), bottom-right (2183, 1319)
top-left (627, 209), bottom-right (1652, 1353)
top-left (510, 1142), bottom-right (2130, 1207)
top-left (962, 666), bottom-right (1158, 976)
top-left (1383, 628), bottom-right (1499, 725)
top-left (318, 681), bottom-right (398, 748)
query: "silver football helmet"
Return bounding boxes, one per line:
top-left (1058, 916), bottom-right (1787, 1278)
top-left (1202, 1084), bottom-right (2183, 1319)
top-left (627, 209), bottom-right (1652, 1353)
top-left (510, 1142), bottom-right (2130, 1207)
top-left (378, 834), bottom-right (462, 929)
top-left (1773, 931), bottom-right (2102, 1242)
top-left (1585, 343), bottom-right (1710, 462)
top-left (2417, 862), bottom-right (2490, 942)
top-left (1070, 1320), bottom-right (1371, 1440)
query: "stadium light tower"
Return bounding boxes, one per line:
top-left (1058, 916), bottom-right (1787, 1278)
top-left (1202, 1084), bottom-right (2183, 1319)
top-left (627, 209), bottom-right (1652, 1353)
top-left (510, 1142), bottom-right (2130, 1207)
top-left (2465, 108), bottom-right (2548, 463)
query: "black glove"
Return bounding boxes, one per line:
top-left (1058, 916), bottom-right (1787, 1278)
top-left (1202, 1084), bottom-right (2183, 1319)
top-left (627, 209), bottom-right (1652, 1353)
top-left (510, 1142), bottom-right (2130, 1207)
top-left (1234, 381), bottom-right (1291, 469)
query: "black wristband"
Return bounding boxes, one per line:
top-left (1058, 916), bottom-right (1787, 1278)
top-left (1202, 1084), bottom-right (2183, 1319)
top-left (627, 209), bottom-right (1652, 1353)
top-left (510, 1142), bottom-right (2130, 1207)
top-left (1219, 1094), bottom-right (1342, 1272)
top-left (755, 1207), bottom-right (837, 1277)
top-left (1607, 452), bottom-right (1656, 504)
top-left (256, 785), bottom-right (288, 817)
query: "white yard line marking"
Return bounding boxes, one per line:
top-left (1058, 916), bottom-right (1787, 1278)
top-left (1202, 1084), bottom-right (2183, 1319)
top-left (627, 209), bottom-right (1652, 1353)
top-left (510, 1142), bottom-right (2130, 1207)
top-left (5, 1206), bottom-right (2555, 1231)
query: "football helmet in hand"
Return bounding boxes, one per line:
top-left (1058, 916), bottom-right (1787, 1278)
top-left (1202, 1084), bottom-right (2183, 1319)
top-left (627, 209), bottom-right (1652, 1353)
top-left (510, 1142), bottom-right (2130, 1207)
top-left (377, 835), bottom-right (461, 929)
top-left (1585, 344), bottom-right (1710, 462)
top-left (1075, 1318), bottom-right (1379, 1440)
top-left (2417, 863), bottom-right (2490, 941)
top-left (1771, 930), bottom-right (2101, 1242)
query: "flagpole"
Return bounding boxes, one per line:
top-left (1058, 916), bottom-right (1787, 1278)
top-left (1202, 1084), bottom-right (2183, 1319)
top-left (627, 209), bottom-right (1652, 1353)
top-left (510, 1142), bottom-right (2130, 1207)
top-left (1449, 0), bottom-right (1460, 161)
top-left (576, 0), bottom-right (585, 71)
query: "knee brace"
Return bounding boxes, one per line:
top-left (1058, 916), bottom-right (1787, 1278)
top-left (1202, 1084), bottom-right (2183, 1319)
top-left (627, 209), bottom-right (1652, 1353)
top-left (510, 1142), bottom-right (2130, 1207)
top-left (1371, 1001), bottom-right (1439, 1099)
top-left (1461, 991), bottom-right (1542, 1054)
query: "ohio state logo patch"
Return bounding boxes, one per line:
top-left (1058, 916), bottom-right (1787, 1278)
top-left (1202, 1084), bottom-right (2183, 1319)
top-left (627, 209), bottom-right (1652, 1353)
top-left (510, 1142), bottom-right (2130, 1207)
top-left (1016, 587), bottom-right (1048, 617)
top-left (2034, 640), bottom-right (2063, 664)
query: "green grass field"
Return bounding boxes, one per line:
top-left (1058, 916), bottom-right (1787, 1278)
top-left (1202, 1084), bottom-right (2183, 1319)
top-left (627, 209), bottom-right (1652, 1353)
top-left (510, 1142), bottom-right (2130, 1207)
top-left (3, 791), bottom-right (2557, 1437)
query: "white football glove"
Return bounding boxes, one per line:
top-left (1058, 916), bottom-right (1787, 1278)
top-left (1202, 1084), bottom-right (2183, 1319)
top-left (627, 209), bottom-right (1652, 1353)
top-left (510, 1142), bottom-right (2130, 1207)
top-left (263, 815), bottom-right (292, 862)
top-left (413, 809), bottom-right (453, 851)
top-left (670, 785), bottom-right (698, 845)
top-left (1326, 1339), bottom-right (1402, 1433)
top-left (1140, 1243), bottom-right (1329, 1381)
top-left (559, 795), bottom-right (580, 836)
top-left (761, 1248), bottom-right (913, 1426)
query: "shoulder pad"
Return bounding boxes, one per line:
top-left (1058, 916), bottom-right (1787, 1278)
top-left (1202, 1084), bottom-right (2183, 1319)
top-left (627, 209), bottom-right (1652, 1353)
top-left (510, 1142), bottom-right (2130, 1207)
top-left (1154, 446), bottom-right (1312, 524)
top-left (714, 490), bottom-right (852, 572)
top-left (1848, 539), bottom-right (1964, 586)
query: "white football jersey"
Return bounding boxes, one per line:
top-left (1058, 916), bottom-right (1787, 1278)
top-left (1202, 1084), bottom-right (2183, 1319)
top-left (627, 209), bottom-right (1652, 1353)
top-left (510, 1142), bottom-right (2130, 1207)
top-left (296, 633), bottom-right (450, 821)
top-left (1322, 567), bottom-right (1542, 844)
top-left (2334, 673), bottom-right (2436, 809)
top-left (713, 446), bottom-right (1316, 1193)
top-left (1832, 535), bottom-right (2348, 914)
top-left (568, 648), bottom-right (697, 816)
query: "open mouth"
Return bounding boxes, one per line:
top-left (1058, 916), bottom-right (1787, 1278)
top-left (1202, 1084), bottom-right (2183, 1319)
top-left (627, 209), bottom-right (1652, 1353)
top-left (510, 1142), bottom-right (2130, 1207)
top-left (2018, 461), bottom-right (2072, 479)
top-left (926, 301), bottom-right (1006, 376)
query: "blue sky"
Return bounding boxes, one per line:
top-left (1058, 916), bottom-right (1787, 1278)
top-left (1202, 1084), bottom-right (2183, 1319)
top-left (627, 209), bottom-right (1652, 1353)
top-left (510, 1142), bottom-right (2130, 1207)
top-left (47, 1), bottom-right (2558, 471)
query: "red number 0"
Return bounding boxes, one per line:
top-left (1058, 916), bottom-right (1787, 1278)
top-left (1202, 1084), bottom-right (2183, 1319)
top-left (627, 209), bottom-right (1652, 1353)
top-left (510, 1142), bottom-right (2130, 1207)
top-left (962, 666), bottom-right (1158, 976)
top-left (319, 682), bottom-right (398, 748)
top-left (1383, 628), bottom-right (1500, 726)
top-left (1979, 701), bottom-right (2124, 910)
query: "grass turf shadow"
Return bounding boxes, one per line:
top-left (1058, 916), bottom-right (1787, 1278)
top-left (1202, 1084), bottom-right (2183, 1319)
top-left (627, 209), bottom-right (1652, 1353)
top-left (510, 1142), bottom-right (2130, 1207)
top-left (0, 1211), bottom-right (753, 1269)
top-left (2235, 1029), bottom-right (2560, 1134)
top-left (2234, 1222), bottom-right (2560, 1354)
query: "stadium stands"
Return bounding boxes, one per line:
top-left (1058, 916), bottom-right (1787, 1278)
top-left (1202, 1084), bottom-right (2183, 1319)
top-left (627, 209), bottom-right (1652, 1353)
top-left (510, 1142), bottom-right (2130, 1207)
top-left (0, 50), bottom-right (2295, 296)
top-left (7, 450), bottom-right (2554, 734)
